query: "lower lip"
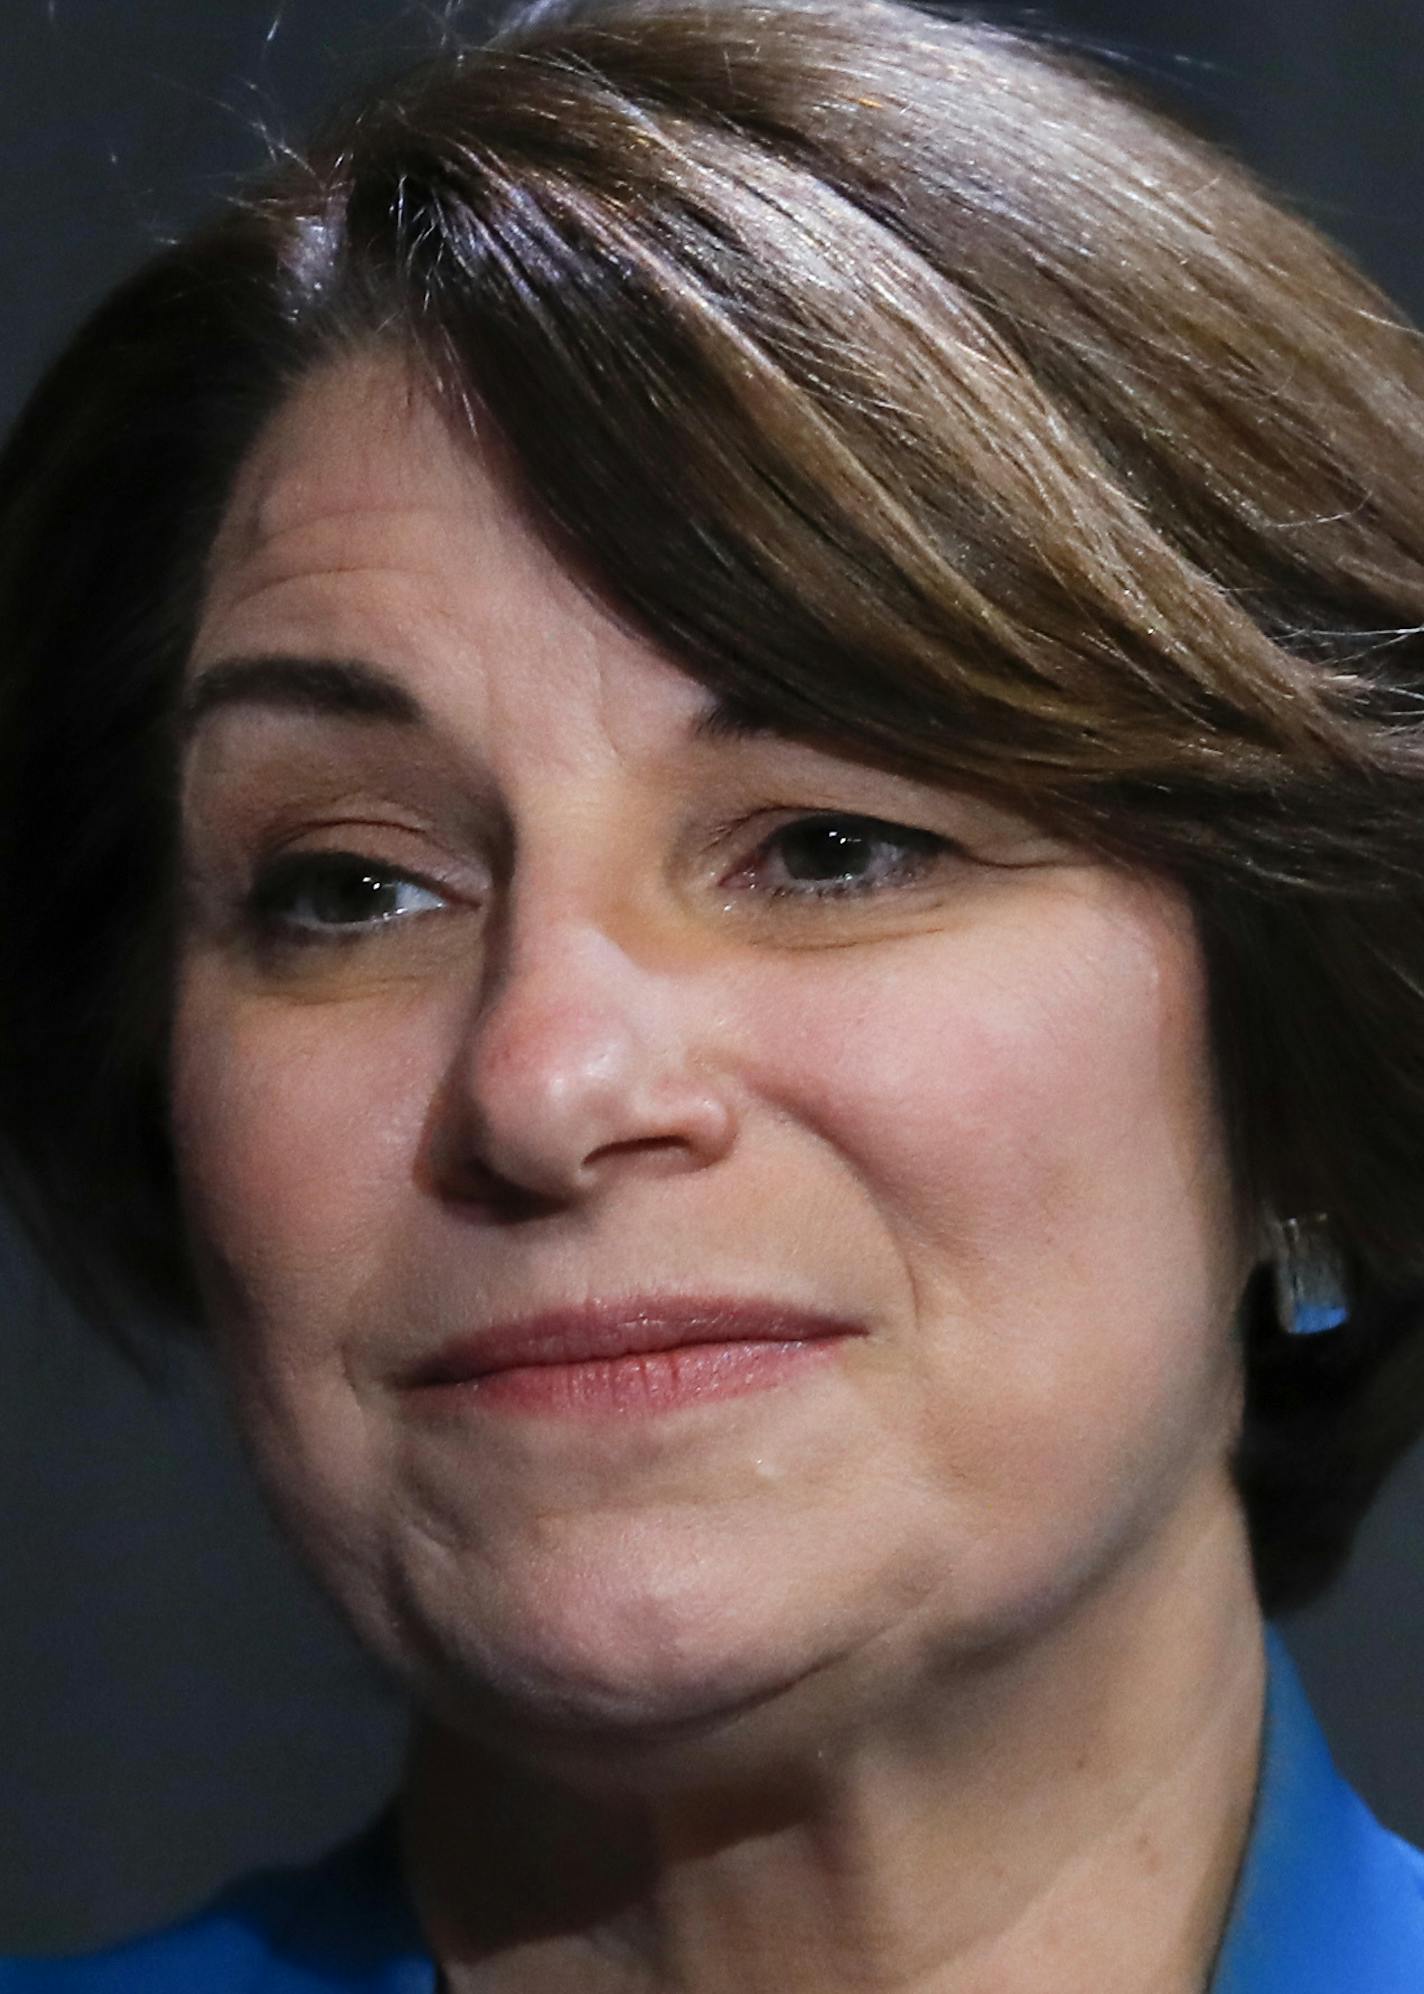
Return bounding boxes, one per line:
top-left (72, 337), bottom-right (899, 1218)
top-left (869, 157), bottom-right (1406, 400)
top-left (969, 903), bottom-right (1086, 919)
top-left (407, 1338), bottom-right (843, 1418)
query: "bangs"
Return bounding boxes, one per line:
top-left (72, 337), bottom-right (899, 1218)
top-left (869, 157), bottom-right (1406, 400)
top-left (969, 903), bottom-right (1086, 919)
top-left (276, 15), bottom-right (1414, 890)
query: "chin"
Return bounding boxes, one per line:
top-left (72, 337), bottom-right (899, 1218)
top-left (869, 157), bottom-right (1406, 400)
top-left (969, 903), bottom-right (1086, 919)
top-left (381, 1555), bottom-right (843, 1777)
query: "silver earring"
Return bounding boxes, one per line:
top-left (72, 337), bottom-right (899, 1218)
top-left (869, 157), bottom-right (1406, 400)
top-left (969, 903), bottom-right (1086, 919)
top-left (1266, 1213), bottom-right (1349, 1336)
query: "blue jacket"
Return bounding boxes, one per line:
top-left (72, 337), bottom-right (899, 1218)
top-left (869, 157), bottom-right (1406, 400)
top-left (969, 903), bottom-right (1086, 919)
top-left (5, 1633), bottom-right (1423, 1990)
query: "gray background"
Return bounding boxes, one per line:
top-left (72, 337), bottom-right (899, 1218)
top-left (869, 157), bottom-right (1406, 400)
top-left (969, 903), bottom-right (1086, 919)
top-left (3, 0), bottom-right (1423, 1956)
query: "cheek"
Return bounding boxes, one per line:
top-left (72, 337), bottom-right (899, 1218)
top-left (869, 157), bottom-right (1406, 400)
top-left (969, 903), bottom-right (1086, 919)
top-left (167, 966), bottom-right (461, 1575)
top-left (740, 889), bottom-right (1244, 1529)
top-left (752, 896), bottom-right (1224, 1278)
top-left (167, 964), bottom-right (442, 1346)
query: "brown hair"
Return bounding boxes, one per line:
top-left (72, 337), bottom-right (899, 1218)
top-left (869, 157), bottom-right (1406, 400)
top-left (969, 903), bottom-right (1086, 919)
top-left (3, 0), bottom-right (1424, 1613)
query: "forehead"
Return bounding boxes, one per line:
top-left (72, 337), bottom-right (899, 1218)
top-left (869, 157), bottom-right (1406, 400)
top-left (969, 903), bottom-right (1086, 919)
top-left (188, 349), bottom-right (756, 761)
top-left (204, 348), bottom-right (529, 584)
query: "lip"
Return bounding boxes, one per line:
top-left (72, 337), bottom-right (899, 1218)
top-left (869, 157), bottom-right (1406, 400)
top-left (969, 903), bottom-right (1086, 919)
top-left (398, 1296), bottom-right (863, 1416)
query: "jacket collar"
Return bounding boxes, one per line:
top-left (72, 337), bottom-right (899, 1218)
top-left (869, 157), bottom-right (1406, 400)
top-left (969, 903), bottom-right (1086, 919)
top-left (1210, 1627), bottom-right (1424, 1990)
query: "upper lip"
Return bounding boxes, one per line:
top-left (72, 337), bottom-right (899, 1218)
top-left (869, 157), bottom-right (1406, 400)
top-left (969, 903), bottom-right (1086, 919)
top-left (399, 1296), bottom-right (865, 1387)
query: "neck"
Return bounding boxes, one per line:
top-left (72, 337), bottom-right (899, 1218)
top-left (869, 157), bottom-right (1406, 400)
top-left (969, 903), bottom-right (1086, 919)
top-left (399, 1488), bottom-right (1266, 1994)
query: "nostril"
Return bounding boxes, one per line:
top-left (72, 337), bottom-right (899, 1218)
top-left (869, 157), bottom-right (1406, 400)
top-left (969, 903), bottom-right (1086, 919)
top-left (586, 1134), bottom-right (707, 1171)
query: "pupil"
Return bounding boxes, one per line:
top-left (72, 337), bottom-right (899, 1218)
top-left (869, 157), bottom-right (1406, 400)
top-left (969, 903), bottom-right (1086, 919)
top-left (783, 822), bottom-right (869, 882)
top-left (261, 849), bottom-right (392, 925)
top-left (306, 857), bottom-right (393, 922)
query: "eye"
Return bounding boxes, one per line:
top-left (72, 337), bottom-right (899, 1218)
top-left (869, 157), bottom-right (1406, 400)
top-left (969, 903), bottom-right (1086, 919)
top-left (732, 814), bottom-right (958, 902)
top-left (245, 850), bottom-right (449, 943)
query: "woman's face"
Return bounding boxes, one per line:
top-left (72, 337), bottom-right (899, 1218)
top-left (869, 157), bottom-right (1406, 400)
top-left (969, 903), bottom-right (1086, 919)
top-left (171, 353), bottom-right (1254, 1750)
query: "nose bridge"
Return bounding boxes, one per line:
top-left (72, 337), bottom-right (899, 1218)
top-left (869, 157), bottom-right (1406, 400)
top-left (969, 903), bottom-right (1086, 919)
top-left (477, 903), bottom-right (653, 1091)
top-left (482, 792), bottom-right (665, 1028)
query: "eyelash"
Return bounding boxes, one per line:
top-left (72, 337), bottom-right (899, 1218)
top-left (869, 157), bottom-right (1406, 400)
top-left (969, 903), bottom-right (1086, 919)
top-left (729, 815), bottom-right (952, 903)
top-left (239, 813), bottom-right (957, 950)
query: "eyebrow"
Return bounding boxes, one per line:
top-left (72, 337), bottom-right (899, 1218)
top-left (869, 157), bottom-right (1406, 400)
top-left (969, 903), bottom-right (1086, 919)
top-left (175, 654), bottom-right (801, 753)
top-left (177, 656), bottom-right (421, 746)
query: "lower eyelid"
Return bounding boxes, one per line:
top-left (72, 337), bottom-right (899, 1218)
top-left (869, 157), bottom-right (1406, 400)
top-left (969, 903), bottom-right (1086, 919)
top-left (772, 861), bottom-right (946, 902)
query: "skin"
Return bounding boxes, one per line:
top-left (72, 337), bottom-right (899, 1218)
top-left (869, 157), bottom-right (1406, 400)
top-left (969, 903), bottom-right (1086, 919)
top-left (171, 351), bottom-right (1267, 1992)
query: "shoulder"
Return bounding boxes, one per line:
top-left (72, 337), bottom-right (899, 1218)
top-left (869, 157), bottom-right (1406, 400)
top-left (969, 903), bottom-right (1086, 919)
top-left (0, 1809), bottom-right (434, 1993)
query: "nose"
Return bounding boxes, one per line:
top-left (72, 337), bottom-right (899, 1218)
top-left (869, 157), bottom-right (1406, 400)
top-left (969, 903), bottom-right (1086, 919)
top-left (431, 915), bottom-right (737, 1209)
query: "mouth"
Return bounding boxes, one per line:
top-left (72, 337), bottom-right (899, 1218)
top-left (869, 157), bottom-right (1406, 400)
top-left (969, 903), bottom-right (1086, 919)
top-left (397, 1296), bottom-right (862, 1418)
